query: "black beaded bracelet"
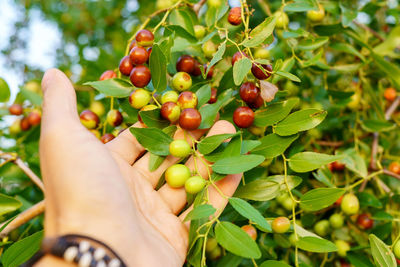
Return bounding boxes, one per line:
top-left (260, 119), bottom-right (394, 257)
top-left (22, 234), bottom-right (127, 267)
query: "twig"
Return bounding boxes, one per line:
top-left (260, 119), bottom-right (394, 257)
top-left (0, 200), bottom-right (45, 238)
top-left (383, 169), bottom-right (400, 180)
top-left (353, 20), bottom-right (384, 41)
top-left (385, 96), bottom-right (400, 120)
top-left (193, 0), bottom-right (207, 14)
top-left (314, 140), bottom-right (344, 147)
top-left (0, 151), bottom-right (45, 192)
top-left (257, 0), bottom-right (272, 16)
top-left (370, 132), bottom-right (379, 170)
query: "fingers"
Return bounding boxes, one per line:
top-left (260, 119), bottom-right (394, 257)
top-left (40, 69), bottom-right (81, 133)
top-left (158, 120), bottom-right (236, 214)
top-left (106, 122), bottom-right (146, 164)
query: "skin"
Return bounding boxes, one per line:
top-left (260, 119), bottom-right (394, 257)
top-left (36, 69), bottom-right (240, 267)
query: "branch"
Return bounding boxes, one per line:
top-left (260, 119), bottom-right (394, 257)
top-left (383, 169), bottom-right (400, 180)
top-left (370, 132), bottom-right (379, 170)
top-left (385, 96), bottom-right (400, 120)
top-left (0, 151), bottom-right (45, 192)
top-left (193, 0), bottom-right (207, 14)
top-left (353, 20), bottom-right (384, 41)
top-left (314, 140), bottom-right (344, 147)
top-left (0, 200), bottom-right (45, 238)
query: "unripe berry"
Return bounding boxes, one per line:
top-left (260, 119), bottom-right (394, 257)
top-left (185, 175), bottom-right (206, 194)
top-left (341, 193), bottom-right (360, 215)
top-left (384, 87), bottom-right (397, 101)
top-left (80, 110), bottom-right (100, 129)
top-left (161, 102), bottom-right (181, 123)
top-left (176, 55), bottom-right (195, 74)
top-left (202, 41), bottom-right (217, 58)
top-left (241, 224), bottom-right (257, 240)
top-left (233, 106), bottom-right (254, 128)
top-left (161, 91), bottom-right (179, 104)
top-left (335, 240), bottom-right (350, 257)
top-left (27, 110), bottom-right (41, 126)
top-left (282, 197), bottom-right (297, 211)
top-left (228, 7), bottom-right (242, 26)
top-left (307, 4), bottom-right (325, 22)
top-left (194, 25), bottom-right (206, 39)
top-left (8, 104), bottom-right (23, 115)
top-left (90, 129), bottom-right (101, 139)
top-left (101, 133), bottom-right (115, 144)
top-left (172, 72), bottom-right (192, 91)
top-left (90, 101), bottom-right (105, 117)
top-left (9, 119), bottom-right (22, 135)
top-left (100, 70), bottom-right (117, 80)
top-left (119, 56), bottom-right (134, 76)
top-left (393, 240), bottom-right (400, 259)
top-left (254, 48), bottom-right (270, 59)
top-left (207, 0), bottom-right (222, 8)
top-left (205, 238), bottom-right (218, 253)
top-left (135, 29), bottom-right (154, 47)
top-left (179, 108), bottom-right (202, 130)
top-left (129, 46), bottom-right (149, 65)
top-left (130, 65), bottom-right (151, 88)
top-left (271, 217), bottom-right (290, 234)
top-left (251, 64), bottom-right (272, 80)
top-left (165, 164), bottom-right (191, 188)
top-left (129, 89), bottom-right (151, 109)
top-left (106, 109), bottom-right (123, 127)
top-left (314, 220), bottom-right (331, 236)
top-left (169, 139), bottom-right (191, 158)
top-left (329, 213), bottom-right (344, 229)
top-left (177, 91), bottom-right (198, 109)
top-left (275, 11), bottom-right (289, 29)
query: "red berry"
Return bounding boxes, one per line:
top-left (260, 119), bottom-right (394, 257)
top-left (389, 162), bottom-right (400, 174)
top-left (8, 104), bottom-right (23, 115)
top-left (208, 88), bottom-right (217, 104)
top-left (80, 110), bottom-right (100, 129)
top-left (192, 60), bottom-right (202, 76)
top-left (329, 161), bottom-right (346, 172)
top-left (177, 91), bottom-right (198, 109)
top-left (384, 87), bottom-right (397, 101)
top-left (228, 7), bottom-right (242, 26)
top-left (129, 46), bottom-right (149, 65)
top-left (251, 64), bottom-right (272, 80)
top-left (232, 51), bottom-right (248, 66)
top-left (176, 55), bottom-right (196, 74)
top-left (129, 40), bottom-right (138, 51)
top-left (356, 213), bottom-right (374, 230)
top-left (20, 117), bottom-right (31, 131)
top-left (334, 195), bottom-right (343, 206)
top-left (204, 64), bottom-right (214, 79)
top-left (161, 102), bottom-right (181, 123)
top-left (240, 82), bottom-right (259, 104)
top-left (119, 56), bottom-right (134, 76)
top-left (135, 29), bottom-right (154, 47)
top-left (179, 108), bottom-right (202, 130)
top-left (241, 224), bottom-right (257, 240)
top-left (27, 110), bottom-right (41, 126)
top-left (130, 65), bottom-right (151, 88)
top-left (101, 133), bottom-right (115, 144)
top-left (100, 70), bottom-right (117, 81)
top-left (233, 106), bottom-right (254, 128)
top-left (249, 94), bottom-right (264, 109)
top-left (147, 47), bottom-right (152, 62)
top-left (106, 109), bottom-right (123, 127)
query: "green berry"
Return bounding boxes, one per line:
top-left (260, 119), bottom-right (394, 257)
top-left (393, 240), bottom-right (400, 259)
top-left (172, 72), bottom-right (192, 92)
top-left (194, 25), bottom-right (206, 39)
top-left (169, 139), bottom-right (191, 158)
top-left (165, 164), bottom-right (191, 188)
top-left (161, 91), bottom-right (179, 104)
top-left (329, 213), bottom-right (344, 229)
top-left (335, 240), bottom-right (350, 257)
top-left (129, 89), bottom-right (151, 109)
top-left (341, 193), bottom-right (360, 215)
top-left (314, 220), bottom-right (330, 236)
top-left (202, 41), bottom-right (217, 58)
top-left (185, 176), bottom-right (206, 194)
top-left (272, 217), bottom-right (290, 234)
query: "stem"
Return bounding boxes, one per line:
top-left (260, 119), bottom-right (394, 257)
top-left (193, 0), bottom-right (207, 14)
top-left (385, 96), bottom-right (400, 120)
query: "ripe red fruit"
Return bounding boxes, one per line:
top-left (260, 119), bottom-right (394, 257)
top-left (80, 110), bottom-right (100, 129)
top-left (356, 213), bottom-right (374, 230)
top-left (161, 102), bottom-right (181, 123)
top-left (130, 65), bottom-right (151, 88)
top-left (384, 87), bottom-right (397, 101)
top-left (8, 104), bottom-right (23, 115)
top-left (251, 64), bottom-right (273, 80)
top-left (329, 161), bottom-right (346, 172)
top-left (129, 46), bottom-right (149, 65)
top-left (204, 64), bottom-right (214, 79)
top-left (129, 40), bottom-right (138, 51)
top-left (176, 55), bottom-right (196, 74)
top-left (106, 109), bottom-right (123, 127)
top-left (389, 162), bottom-right (400, 174)
top-left (192, 60), bottom-right (202, 76)
top-left (249, 95), bottom-right (264, 109)
top-left (339, 260), bottom-right (351, 267)
top-left (233, 106), bottom-right (254, 128)
top-left (241, 224), bottom-right (257, 240)
top-left (147, 47), bottom-right (152, 62)
top-left (177, 91), bottom-right (198, 109)
top-left (240, 82), bottom-right (259, 104)
top-left (334, 195), bottom-right (343, 206)
top-left (100, 70), bottom-right (117, 81)
top-left (119, 56), bottom-right (134, 76)
top-left (135, 29), bottom-right (154, 47)
top-left (20, 117), bottom-right (31, 131)
top-left (179, 108), bottom-right (201, 130)
top-left (232, 51), bottom-right (248, 66)
top-left (228, 7), bottom-right (242, 26)
top-left (27, 110), bottom-right (41, 126)
top-left (208, 88), bottom-right (217, 104)
top-left (101, 133), bottom-right (115, 144)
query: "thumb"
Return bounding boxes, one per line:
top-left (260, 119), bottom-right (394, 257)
top-left (41, 68), bottom-right (80, 130)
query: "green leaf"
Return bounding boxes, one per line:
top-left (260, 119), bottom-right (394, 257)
top-left (284, 0), bottom-right (318, 12)
top-left (297, 37), bottom-right (329, 51)
top-left (358, 192), bottom-right (383, 209)
top-left (196, 84), bottom-right (211, 108)
top-left (0, 193), bottom-right (22, 216)
top-left (139, 108), bottom-right (169, 129)
top-left (313, 168), bottom-right (335, 187)
top-left (251, 133), bottom-right (298, 159)
top-left (362, 119), bottom-right (396, 133)
top-left (205, 4), bottom-right (229, 28)
top-left (199, 89), bottom-right (233, 129)
top-left (183, 204), bottom-right (216, 222)
top-left (260, 260), bottom-right (291, 267)
top-left (241, 140), bottom-right (262, 154)
top-left (369, 234), bottom-right (396, 267)
top-left (296, 236), bottom-right (338, 253)
top-left (206, 42), bottom-right (226, 77)
top-left (0, 78), bottom-right (10, 102)
top-left (2, 230), bottom-right (43, 267)
top-left (340, 149), bottom-right (368, 178)
top-left (243, 17), bottom-right (276, 48)
top-left (149, 44), bottom-right (167, 92)
top-left (198, 133), bottom-right (238, 155)
top-left (275, 71), bottom-right (301, 82)
top-left (272, 57), bottom-right (295, 84)
top-left (330, 42), bottom-right (366, 62)
top-left (347, 252), bottom-right (375, 267)
top-left (149, 153), bottom-right (165, 172)
top-left (205, 136), bottom-right (241, 162)
top-left (288, 152), bottom-right (344, 173)
top-left (275, 109), bottom-right (327, 136)
top-left (233, 57), bottom-right (252, 86)
top-left (20, 87), bottom-right (42, 106)
top-left (164, 25), bottom-right (197, 43)
top-left (212, 155), bottom-right (265, 174)
top-left (340, 1), bottom-right (358, 27)
top-left (371, 52), bottom-right (400, 88)
top-left (84, 78), bottom-right (132, 98)
top-left (130, 128), bottom-right (173, 156)
top-left (374, 26), bottom-right (400, 57)
top-left (300, 188), bottom-right (345, 211)
top-left (215, 221), bottom-right (261, 259)
top-left (235, 175), bottom-right (302, 201)
top-left (229, 197), bottom-right (271, 231)
top-left (254, 98), bottom-right (299, 127)
top-left (169, 9), bottom-right (194, 36)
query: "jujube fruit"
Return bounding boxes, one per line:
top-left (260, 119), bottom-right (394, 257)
top-left (233, 106), bottom-right (254, 128)
top-left (241, 224), bottom-right (257, 240)
top-left (192, 60), bottom-right (202, 76)
top-left (161, 102), bottom-right (181, 123)
top-left (314, 220), bottom-right (331, 236)
top-left (20, 117), bottom-right (31, 131)
top-left (249, 95), bottom-right (264, 109)
top-left (128, 40), bottom-right (138, 51)
top-left (251, 64), bottom-right (272, 80)
top-left (307, 4), bottom-right (325, 22)
top-left (135, 29), bottom-right (154, 47)
top-left (254, 48), bottom-right (270, 59)
top-left (275, 11), bottom-right (289, 28)
top-left (169, 139), bottom-right (191, 158)
top-left (165, 164), bottom-right (191, 188)
top-left (90, 101), bottom-right (105, 117)
top-left (202, 41), bottom-right (217, 58)
top-left (101, 133), bottom-right (115, 144)
top-left (176, 55), bottom-right (195, 74)
top-left (282, 197), bottom-right (297, 211)
top-left (228, 7), bottom-right (242, 26)
top-left (204, 64), bottom-right (214, 79)
top-left (106, 109), bottom-right (123, 127)
top-left (185, 175), bottom-right (206, 194)
top-left (384, 87), bottom-right (397, 101)
top-left (130, 65), bottom-right (151, 88)
top-left (393, 240), bottom-right (400, 259)
top-left (80, 110), bottom-right (100, 129)
top-left (161, 91), bottom-right (179, 104)
top-left (335, 240), bottom-right (350, 257)
top-left (90, 129), bottom-right (101, 139)
top-left (129, 89), bottom-right (151, 109)
top-left (27, 110), bottom-right (41, 126)
top-left (389, 162), bottom-right (400, 174)
top-left (240, 82), bottom-right (259, 104)
top-left (9, 119), bottom-right (22, 135)
top-left (177, 91), bottom-right (198, 109)
top-left (208, 88), bottom-right (217, 104)
top-left (129, 46), bottom-right (149, 65)
top-left (329, 213), bottom-right (344, 229)
top-left (356, 213), bottom-right (373, 230)
top-left (119, 56), bottom-right (134, 76)
top-left (100, 70), bottom-right (117, 80)
top-left (272, 217), bottom-right (290, 233)
top-left (179, 108), bottom-right (201, 130)
top-left (194, 25), bottom-right (206, 39)
top-left (8, 104), bottom-right (23, 115)
top-left (341, 193), bottom-right (360, 215)
top-left (172, 72), bottom-right (192, 91)
top-left (232, 51), bottom-right (248, 66)
top-left (329, 161), bottom-right (345, 172)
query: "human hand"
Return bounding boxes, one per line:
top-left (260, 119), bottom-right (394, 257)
top-left (37, 69), bottom-right (242, 266)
